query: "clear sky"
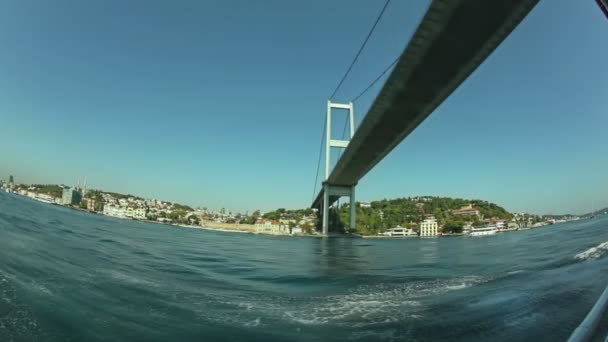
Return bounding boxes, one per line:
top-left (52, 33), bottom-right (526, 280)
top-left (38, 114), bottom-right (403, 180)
top-left (1, 0), bottom-right (607, 215)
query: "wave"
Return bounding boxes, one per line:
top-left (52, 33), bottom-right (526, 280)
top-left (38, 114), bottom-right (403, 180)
top-left (104, 270), bottom-right (160, 288)
top-left (575, 241), bottom-right (608, 261)
top-left (507, 270), bottom-right (525, 275)
top-left (283, 276), bottom-right (490, 327)
top-left (198, 275), bottom-right (492, 329)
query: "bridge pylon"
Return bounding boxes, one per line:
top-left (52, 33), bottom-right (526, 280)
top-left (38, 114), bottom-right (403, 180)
top-left (321, 101), bottom-right (356, 235)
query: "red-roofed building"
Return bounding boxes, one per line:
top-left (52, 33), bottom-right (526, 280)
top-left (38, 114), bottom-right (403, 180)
top-left (451, 204), bottom-right (480, 218)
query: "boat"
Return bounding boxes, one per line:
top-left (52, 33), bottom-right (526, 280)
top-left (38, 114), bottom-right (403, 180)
top-left (380, 226), bottom-right (417, 237)
top-left (34, 194), bottom-right (56, 204)
top-left (470, 224), bottom-right (498, 236)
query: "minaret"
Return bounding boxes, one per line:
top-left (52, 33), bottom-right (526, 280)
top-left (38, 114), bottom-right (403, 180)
top-left (83, 177), bottom-right (87, 196)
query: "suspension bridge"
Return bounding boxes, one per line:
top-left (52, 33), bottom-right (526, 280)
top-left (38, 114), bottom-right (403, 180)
top-left (311, 0), bottom-right (539, 235)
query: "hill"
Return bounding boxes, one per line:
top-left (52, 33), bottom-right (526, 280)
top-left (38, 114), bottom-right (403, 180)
top-left (337, 196), bottom-right (513, 235)
top-left (262, 196), bottom-right (514, 236)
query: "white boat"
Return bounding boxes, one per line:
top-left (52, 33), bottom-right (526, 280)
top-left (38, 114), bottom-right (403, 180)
top-left (380, 226), bottom-right (417, 237)
top-left (470, 224), bottom-right (498, 236)
top-left (34, 194), bottom-right (56, 204)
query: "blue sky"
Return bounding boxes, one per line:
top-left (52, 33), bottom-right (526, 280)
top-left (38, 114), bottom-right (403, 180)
top-left (1, 0), bottom-right (606, 215)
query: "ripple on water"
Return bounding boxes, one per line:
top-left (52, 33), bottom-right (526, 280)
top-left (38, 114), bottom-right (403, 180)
top-left (104, 270), bottom-right (160, 288)
top-left (0, 272), bottom-right (44, 341)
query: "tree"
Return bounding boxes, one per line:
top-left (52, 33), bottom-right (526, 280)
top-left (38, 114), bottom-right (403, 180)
top-left (443, 220), bottom-right (464, 233)
top-left (189, 216), bottom-right (200, 225)
top-left (173, 203), bottom-right (194, 211)
top-left (246, 215), bottom-right (257, 224)
top-left (263, 210), bottom-right (280, 220)
top-left (302, 222), bottom-right (314, 234)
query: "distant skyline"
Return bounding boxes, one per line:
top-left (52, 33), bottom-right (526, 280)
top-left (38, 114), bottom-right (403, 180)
top-left (1, 1), bottom-right (607, 215)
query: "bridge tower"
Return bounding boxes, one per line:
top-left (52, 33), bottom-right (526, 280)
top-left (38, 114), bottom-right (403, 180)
top-left (322, 101), bottom-right (356, 235)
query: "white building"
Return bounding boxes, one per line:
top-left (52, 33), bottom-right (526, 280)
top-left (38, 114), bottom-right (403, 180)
top-left (103, 205), bottom-right (126, 218)
top-left (134, 208), bottom-right (147, 220)
top-left (118, 207), bottom-right (148, 220)
top-left (359, 202), bottom-right (371, 208)
top-left (255, 219), bottom-right (289, 235)
top-left (420, 216), bottom-right (439, 237)
top-left (291, 226), bottom-right (303, 235)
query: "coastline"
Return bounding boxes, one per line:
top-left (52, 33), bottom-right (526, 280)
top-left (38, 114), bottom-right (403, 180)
top-left (173, 223), bottom-right (253, 234)
top-left (7, 192), bottom-right (560, 239)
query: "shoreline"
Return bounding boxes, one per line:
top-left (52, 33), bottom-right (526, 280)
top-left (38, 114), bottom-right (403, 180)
top-left (172, 224), bottom-right (325, 238)
top-left (7, 192), bottom-right (561, 239)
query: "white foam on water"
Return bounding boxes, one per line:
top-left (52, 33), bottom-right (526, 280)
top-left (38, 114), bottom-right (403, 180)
top-left (575, 241), bottom-right (608, 261)
top-left (244, 317), bottom-right (261, 327)
top-left (29, 282), bottom-right (52, 296)
top-left (236, 302), bottom-right (253, 311)
top-left (212, 275), bottom-right (491, 329)
top-left (105, 270), bottom-right (160, 288)
top-left (347, 328), bottom-right (401, 341)
top-left (507, 270), bottom-right (525, 275)
top-left (446, 283), bottom-right (468, 290)
top-left (288, 276), bottom-right (488, 327)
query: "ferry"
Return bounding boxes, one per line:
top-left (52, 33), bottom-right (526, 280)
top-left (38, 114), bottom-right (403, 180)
top-left (470, 224), bottom-right (498, 236)
top-left (34, 194), bottom-right (56, 204)
top-left (380, 226), bottom-right (417, 237)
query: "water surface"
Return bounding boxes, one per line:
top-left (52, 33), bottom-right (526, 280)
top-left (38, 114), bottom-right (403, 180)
top-left (1, 191), bottom-right (607, 341)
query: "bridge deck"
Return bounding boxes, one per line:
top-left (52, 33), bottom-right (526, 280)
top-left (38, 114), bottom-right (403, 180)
top-left (312, 0), bottom-right (538, 209)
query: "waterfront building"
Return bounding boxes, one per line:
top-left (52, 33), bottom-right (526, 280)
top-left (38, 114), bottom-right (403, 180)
top-left (122, 207), bottom-right (147, 220)
top-left (279, 218), bottom-right (296, 225)
top-left (8, 175), bottom-right (14, 190)
top-left (451, 204), bottom-right (481, 217)
top-left (125, 207), bottom-right (135, 218)
top-left (135, 208), bottom-right (146, 220)
top-left (103, 204), bottom-right (126, 218)
top-left (291, 226), bottom-right (303, 235)
top-left (255, 219), bottom-right (288, 235)
top-left (85, 198), bottom-right (103, 212)
top-left (420, 216), bottom-right (439, 237)
top-left (61, 188), bottom-right (82, 206)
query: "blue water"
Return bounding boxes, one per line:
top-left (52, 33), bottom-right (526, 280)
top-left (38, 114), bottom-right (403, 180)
top-left (1, 191), bottom-right (608, 341)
